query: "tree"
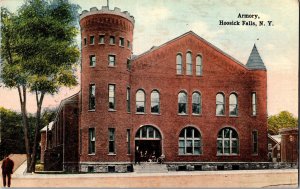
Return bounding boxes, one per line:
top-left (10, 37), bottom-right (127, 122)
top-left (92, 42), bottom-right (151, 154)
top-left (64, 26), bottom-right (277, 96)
top-left (268, 111), bottom-right (298, 135)
top-left (1, 0), bottom-right (80, 172)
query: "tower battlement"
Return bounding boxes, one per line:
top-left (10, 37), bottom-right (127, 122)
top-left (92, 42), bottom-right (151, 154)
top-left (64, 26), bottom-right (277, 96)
top-left (80, 6), bottom-right (135, 24)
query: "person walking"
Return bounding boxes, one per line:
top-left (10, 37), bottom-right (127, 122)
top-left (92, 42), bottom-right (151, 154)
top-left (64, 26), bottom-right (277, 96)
top-left (1, 155), bottom-right (14, 188)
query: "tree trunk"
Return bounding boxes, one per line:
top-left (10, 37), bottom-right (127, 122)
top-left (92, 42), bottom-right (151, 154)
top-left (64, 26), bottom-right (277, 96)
top-left (17, 86), bottom-right (32, 172)
top-left (28, 91), bottom-right (45, 172)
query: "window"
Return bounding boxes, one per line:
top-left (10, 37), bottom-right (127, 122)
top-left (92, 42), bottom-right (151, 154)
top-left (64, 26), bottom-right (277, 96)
top-left (196, 55), bottom-right (202, 76)
top-left (84, 37), bottom-right (87, 46)
top-left (127, 87), bottom-right (130, 112)
top-left (89, 84), bottom-right (96, 110)
top-left (252, 92), bottom-right (256, 116)
top-left (110, 36), bottom-right (115, 45)
top-left (229, 93), bottom-right (238, 116)
top-left (108, 84), bottom-right (115, 110)
top-left (192, 92), bottom-right (201, 115)
top-left (108, 55), bottom-right (116, 66)
top-left (135, 125), bottom-right (161, 139)
top-left (186, 52), bottom-right (192, 75)
top-left (90, 36), bottom-right (94, 45)
top-left (127, 40), bottom-right (130, 48)
top-left (127, 129), bottom-right (131, 154)
top-left (151, 90), bottom-right (160, 113)
top-left (176, 54), bottom-right (182, 74)
top-left (90, 55), bottom-right (96, 67)
top-left (178, 92), bottom-right (187, 114)
top-left (252, 131), bottom-right (258, 154)
top-left (119, 37), bottom-right (124, 46)
top-left (108, 128), bottom-right (115, 154)
top-left (99, 35), bottom-right (105, 44)
top-left (127, 59), bottom-right (131, 70)
top-left (136, 90), bottom-right (145, 113)
top-left (88, 128), bottom-right (95, 154)
top-left (217, 127), bottom-right (239, 155)
top-left (179, 127), bottom-right (201, 155)
top-left (216, 93), bottom-right (225, 116)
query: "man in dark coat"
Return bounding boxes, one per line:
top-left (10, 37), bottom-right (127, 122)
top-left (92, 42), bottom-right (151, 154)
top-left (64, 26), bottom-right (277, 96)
top-left (1, 155), bottom-right (14, 187)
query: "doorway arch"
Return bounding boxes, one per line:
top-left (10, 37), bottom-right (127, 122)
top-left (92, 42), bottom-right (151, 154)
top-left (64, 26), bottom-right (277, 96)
top-left (135, 125), bottom-right (162, 162)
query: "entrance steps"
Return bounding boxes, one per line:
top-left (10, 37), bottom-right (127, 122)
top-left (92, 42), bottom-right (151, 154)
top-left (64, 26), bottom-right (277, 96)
top-left (133, 162), bottom-right (168, 173)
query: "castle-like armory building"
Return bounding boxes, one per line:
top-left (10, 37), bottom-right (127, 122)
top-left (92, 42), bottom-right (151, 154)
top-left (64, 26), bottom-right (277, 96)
top-left (41, 5), bottom-right (268, 173)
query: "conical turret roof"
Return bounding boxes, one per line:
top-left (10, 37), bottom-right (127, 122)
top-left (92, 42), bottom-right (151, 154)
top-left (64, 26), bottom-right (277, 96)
top-left (246, 44), bottom-right (266, 70)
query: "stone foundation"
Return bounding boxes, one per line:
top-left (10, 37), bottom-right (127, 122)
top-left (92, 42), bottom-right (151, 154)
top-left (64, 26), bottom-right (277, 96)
top-left (166, 162), bottom-right (298, 171)
top-left (79, 163), bottom-right (133, 173)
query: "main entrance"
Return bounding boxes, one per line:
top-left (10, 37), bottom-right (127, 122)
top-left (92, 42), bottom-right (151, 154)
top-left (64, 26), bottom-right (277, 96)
top-left (135, 125), bottom-right (162, 162)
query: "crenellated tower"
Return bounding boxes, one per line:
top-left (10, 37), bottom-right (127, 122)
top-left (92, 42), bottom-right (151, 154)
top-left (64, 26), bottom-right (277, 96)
top-left (79, 6), bottom-right (135, 172)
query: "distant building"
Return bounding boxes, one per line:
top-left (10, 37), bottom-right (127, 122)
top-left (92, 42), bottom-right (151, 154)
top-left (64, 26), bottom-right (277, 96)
top-left (268, 134), bottom-right (281, 162)
top-left (41, 5), bottom-right (268, 172)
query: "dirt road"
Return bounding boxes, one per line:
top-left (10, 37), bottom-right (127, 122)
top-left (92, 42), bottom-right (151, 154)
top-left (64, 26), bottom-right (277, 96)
top-left (8, 169), bottom-right (298, 188)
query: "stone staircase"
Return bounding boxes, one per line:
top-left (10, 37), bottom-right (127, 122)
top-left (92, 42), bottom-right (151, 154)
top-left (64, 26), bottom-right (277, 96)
top-left (133, 162), bottom-right (168, 173)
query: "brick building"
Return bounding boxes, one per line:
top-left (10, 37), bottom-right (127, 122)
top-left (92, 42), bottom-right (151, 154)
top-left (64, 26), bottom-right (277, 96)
top-left (41, 6), bottom-right (268, 172)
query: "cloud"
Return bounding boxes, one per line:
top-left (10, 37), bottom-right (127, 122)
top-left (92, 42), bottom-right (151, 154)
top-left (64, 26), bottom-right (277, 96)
top-left (189, 20), bottom-right (225, 40)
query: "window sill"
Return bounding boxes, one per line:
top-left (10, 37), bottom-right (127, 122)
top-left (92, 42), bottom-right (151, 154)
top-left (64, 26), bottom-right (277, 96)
top-left (192, 113), bottom-right (201, 116)
top-left (178, 154), bottom-right (202, 156)
top-left (136, 112), bottom-right (146, 115)
top-left (216, 154), bottom-right (239, 156)
top-left (127, 112), bottom-right (131, 114)
top-left (176, 74), bottom-right (184, 76)
top-left (108, 153), bottom-right (116, 156)
top-left (151, 113), bottom-right (161, 115)
top-left (89, 44), bottom-right (95, 46)
top-left (109, 44), bottom-right (116, 46)
top-left (119, 45), bottom-right (124, 48)
top-left (178, 113), bottom-right (188, 116)
top-left (127, 154), bottom-right (131, 156)
top-left (108, 65), bottom-right (116, 68)
top-left (108, 109), bottom-right (116, 112)
top-left (88, 153), bottom-right (96, 156)
top-left (229, 115), bottom-right (239, 117)
top-left (98, 43), bottom-right (105, 45)
top-left (90, 66), bottom-right (95, 68)
top-left (88, 109), bottom-right (96, 112)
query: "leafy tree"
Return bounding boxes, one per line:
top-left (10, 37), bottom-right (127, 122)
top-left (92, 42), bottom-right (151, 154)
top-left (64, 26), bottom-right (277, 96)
top-left (1, 0), bottom-right (80, 172)
top-left (268, 111), bottom-right (298, 135)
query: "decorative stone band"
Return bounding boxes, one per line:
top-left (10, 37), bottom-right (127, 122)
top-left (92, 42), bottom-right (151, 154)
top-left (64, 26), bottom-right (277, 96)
top-left (80, 6), bottom-right (135, 24)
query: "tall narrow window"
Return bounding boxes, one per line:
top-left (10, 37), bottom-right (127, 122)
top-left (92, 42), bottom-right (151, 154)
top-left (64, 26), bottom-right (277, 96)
top-left (90, 55), bottom-right (96, 67)
top-left (217, 127), bottom-right (239, 155)
top-left (186, 52), bottom-right (192, 75)
top-left (110, 36), bottom-right (115, 45)
top-left (108, 128), bottom-right (115, 154)
top-left (229, 93), bottom-right (238, 116)
top-left (99, 35), bottom-right (105, 44)
top-left (127, 87), bottom-right (130, 112)
top-left (136, 90), bottom-right (145, 113)
top-left (88, 128), bottom-right (95, 154)
top-left (90, 35), bottom-right (94, 45)
top-left (108, 55), bottom-right (116, 66)
top-left (119, 37), bottom-right (124, 46)
top-left (192, 92), bottom-right (201, 115)
top-left (151, 90), bottom-right (160, 113)
top-left (216, 93), bottom-right (225, 116)
top-left (176, 54), bottom-right (182, 74)
top-left (127, 59), bottom-right (131, 70)
top-left (89, 84), bottom-right (96, 110)
top-left (252, 92), bottom-right (257, 116)
top-left (252, 131), bottom-right (258, 154)
top-left (196, 55), bottom-right (202, 76)
top-left (179, 127), bottom-right (201, 155)
top-left (178, 92), bottom-right (187, 114)
top-left (108, 84), bottom-right (115, 110)
top-left (127, 40), bottom-right (130, 48)
top-left (127, 129), bottom-right (131, 154)
top-left (83, 37), bottom-right (87, 46)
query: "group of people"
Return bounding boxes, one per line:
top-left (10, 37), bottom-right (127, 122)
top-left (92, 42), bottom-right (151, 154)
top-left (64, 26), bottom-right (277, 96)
top-left (135, 147), bottom-right (162, 164)
top-left (1, 155), bottom-right (14, 188)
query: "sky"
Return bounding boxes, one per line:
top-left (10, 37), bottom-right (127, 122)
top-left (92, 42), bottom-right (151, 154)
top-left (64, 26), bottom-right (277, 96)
top-left (0, 0), bottom-right (298, 116)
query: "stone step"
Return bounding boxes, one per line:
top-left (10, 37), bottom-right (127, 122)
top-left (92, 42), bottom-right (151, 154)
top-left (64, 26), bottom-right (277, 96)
top-left (133, 162), bottom-right (168, 173)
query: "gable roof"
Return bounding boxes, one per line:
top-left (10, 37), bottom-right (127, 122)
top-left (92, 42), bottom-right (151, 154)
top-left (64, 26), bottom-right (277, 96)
top-left (246, 44), bottom-right (266, 70)
top-left (132, 31), bottom-right (248, 70)
top-left (268, 134), bottom-right (281, 144)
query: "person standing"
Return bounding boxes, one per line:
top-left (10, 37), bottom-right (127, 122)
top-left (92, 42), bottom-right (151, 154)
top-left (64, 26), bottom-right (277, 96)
top-left (1, 155), bottom-right (14, 187)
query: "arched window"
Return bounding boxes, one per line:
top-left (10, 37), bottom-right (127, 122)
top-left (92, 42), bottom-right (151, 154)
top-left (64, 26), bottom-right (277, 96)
top-left (186, 52), bottom-right (192, 75)
top-left (178, 92), bottom-right (187, 114)
top-left (136, 90), bottom-right (145, 113)
top-left (217, 127), bottom-right (239, 155)
top-left (176, 54), bottom-right (182, 74)
top-left (151, 90), bottom-right (160, 113)
top-left (135, 125), bottom-right (161, 139)
top-left (229, 93), bottom-right (238, 116)
top-left (196, 55), bottom-right (202, 76)
top-left (192, 92), bottom-right (201, 115)
top-left (179, 127), bottom-right (201, 155)
top-left (216, 93), bottom-right (225, 115)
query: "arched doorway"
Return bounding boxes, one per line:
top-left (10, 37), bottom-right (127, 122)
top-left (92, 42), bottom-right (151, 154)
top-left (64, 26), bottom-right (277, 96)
top-left (135, 125), bottom-right (162, 162)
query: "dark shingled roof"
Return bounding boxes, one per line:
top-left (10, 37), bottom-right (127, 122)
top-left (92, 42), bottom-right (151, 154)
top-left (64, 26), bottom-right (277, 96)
top-left (246, 44), bottom-right (266, 70)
